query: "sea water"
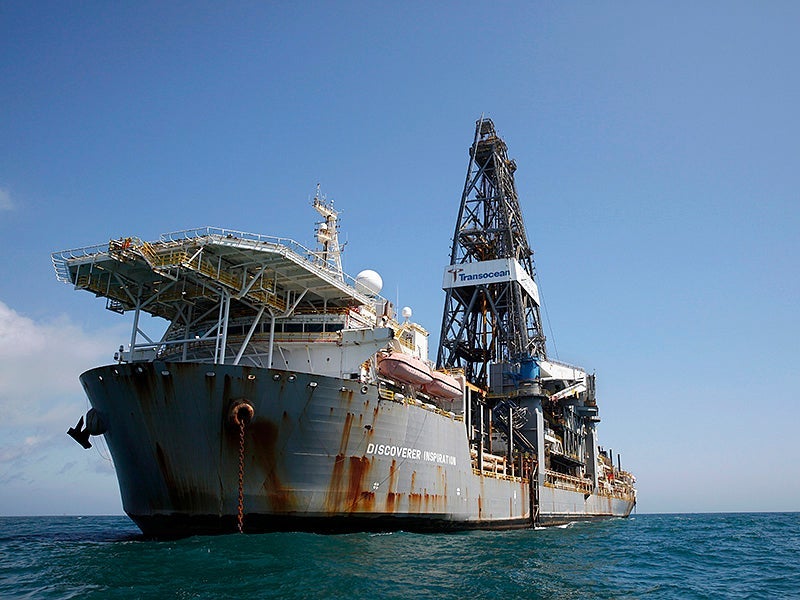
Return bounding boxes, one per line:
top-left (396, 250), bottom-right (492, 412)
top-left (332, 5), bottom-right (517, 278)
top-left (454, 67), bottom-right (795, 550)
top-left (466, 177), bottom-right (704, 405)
top-left (1, 513), bottom-right (798, 599)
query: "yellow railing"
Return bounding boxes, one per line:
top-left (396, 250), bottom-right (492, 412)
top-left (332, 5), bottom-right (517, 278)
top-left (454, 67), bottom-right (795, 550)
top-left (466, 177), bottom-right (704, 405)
top-left (108, 237), bottom-right (141, 262)
top-left (82, 238), bottom-right (291, 314)
top-left (76, 273), bottom-right (131, 307)
top-left (544, 470), bottom-right (594, 495)
top-left (183, 252), bottom-right (288, 312)
top-left (142, 246), bottom-right (188, 268)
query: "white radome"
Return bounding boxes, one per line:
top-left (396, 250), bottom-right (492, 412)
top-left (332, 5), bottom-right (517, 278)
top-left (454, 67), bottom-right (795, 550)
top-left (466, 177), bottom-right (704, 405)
top-left (355, 269), bottom-right (383, 296)
top-left (401, 306), bottom-right (413, 320)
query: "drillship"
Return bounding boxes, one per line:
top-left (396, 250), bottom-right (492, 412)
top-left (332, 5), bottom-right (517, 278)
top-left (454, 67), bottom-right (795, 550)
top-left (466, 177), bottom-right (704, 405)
top-left (57, 119), bottom-right (635, 537)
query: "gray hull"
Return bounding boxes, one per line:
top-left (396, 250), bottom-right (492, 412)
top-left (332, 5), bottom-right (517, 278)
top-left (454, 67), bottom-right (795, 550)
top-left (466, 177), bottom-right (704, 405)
top-left (537, 488), bottom-right (636, 527)
top-left (81, 361), bottom-right (633, 537)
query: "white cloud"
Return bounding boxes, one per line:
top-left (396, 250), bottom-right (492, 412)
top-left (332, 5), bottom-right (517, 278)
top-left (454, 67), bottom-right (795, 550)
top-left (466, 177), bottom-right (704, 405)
top-left (0, 301), bottom-right (125, 427)
top-left (0, 188), bottom-right (12, 211)
top-left (0, 299), bottom-right (127, 501)
top-left (0, 435), bottom-right (43, 463)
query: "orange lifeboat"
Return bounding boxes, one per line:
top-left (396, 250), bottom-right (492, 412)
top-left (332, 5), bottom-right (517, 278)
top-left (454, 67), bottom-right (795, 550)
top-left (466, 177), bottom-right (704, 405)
top-left (377, 352), bottom-right (434, 386)
top-left (421, 370), bottom-right (462, 400)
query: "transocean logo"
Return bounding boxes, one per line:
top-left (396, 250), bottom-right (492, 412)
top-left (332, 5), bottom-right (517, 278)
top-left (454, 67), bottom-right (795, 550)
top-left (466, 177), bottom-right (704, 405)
top-left (447, 267), bottom-right (463, 282)
top-left (456, 268), bottom-right (511, 282)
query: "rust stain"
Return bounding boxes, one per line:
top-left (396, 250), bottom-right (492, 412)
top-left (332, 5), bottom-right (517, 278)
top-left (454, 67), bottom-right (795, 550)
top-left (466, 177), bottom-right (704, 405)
top-left (388, 459), bottom-right (398, 491)
top-left (325, 454), bottom-right (347, 512)
top-left (385, 459), bottom-right (399, 513)
top-left (409, 493), bottom-right (422, 513)
top-left (359, 490), bottom-right (376, 512)
top-left (338, 412), bottom-right (354, 455)
top-left (386, 491), bottom-right (399, 513)
top-left (521, 481), bottom-right (530, 518)
top-left (420, 492), bottom-right (445, 513)
top-left (341, 389), bottom-right (354, 405)
top-left (326, 453), bottom-right (373, 513)
top-left (248, 419), bottom-right (296, 512)
top-left (478, 474), bottom-right (485, 519)
top-left (346, 455), bottom-right (370, 511)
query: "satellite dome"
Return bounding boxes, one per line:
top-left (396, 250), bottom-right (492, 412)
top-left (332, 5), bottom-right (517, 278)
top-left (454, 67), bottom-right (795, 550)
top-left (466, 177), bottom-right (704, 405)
top-left (401, 306), bottom-right (413, 320)
top-left (355, 270), bottom-right (383, 296)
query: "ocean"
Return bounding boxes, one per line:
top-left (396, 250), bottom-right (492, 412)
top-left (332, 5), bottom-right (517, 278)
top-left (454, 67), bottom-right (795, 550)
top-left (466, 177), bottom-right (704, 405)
top-left (1, 513), bottom-right (798, 599)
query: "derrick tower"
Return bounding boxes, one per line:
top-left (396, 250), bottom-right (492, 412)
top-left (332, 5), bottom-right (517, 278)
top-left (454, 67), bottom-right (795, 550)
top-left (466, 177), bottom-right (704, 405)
top-left (437, 118), bottom-right (546, 388)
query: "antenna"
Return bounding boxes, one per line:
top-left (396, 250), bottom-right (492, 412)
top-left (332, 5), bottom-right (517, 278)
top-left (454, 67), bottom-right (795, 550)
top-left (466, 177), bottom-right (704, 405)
top-left (312, 185), bottom-right (344, 281)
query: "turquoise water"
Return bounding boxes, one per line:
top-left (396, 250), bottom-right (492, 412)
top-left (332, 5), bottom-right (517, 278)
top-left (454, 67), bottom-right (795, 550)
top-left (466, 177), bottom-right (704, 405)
top-left (1, 513), bottom-right (798, 599)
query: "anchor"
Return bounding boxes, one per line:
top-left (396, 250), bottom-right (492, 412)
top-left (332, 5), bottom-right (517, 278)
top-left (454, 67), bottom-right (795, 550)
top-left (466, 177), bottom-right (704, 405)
top-left (67, 416), bottom-right (91, 449)
top-left (67, 408), bottom-right (107, 449)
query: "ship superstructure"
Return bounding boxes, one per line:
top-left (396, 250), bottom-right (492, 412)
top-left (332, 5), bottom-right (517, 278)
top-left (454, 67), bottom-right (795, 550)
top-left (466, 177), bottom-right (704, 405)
top-left (55, 122), bottom-right (635, 537)
top-left (55, 189), bottom-right (391, 375)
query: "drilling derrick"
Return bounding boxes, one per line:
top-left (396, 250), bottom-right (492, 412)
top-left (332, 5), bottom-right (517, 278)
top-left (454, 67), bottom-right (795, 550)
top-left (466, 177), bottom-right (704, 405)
top-left (437, 118), bottom-right (546, 388)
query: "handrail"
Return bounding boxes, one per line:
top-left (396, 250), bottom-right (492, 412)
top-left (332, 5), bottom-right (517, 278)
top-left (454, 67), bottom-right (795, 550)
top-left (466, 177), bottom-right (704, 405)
top-left (54, 228), bottom-right (387, 303)
top-left (51, 244), bottom-right (110, 283)
top-left (544, 469), bottom-right (593, 494)
top-left (157, 227), bottom-right (390, 304)
top-left (52, 243), bottom-right (110, 261)
top-left (159, 226), bottom-right (314, 260)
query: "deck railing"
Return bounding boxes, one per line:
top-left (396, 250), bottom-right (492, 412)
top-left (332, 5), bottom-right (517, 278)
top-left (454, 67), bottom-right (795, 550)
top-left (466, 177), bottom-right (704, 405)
top-left (544, 469), bottom-right (594, 495)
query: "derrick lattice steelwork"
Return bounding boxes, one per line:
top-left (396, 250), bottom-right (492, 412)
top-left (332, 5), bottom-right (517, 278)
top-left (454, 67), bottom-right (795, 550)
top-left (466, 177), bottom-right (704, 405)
top-left (437, 118), bottom-right (546, 387)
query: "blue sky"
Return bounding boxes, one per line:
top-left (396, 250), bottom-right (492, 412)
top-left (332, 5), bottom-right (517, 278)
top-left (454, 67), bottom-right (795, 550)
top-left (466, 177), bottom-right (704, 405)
top-left (1, 1), bottom-right (798, 515)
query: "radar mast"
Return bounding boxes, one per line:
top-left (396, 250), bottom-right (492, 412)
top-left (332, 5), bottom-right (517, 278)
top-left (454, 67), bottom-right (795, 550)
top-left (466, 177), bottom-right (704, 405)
top-left (312, 184), bottom-right (344, 280)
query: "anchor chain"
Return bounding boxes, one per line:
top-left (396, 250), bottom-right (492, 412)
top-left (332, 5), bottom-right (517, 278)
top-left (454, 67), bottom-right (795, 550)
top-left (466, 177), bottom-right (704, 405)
top-left (228, 400), bottom-right (254, 534)
top-left (237, 416), bottom-right (246, 533)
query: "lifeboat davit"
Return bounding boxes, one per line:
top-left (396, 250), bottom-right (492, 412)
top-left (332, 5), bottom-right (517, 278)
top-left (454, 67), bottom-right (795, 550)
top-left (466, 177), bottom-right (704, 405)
top-left (421, 370), bottom-right (462, 400)
top-left (377, 352), bottom-right (433, 386)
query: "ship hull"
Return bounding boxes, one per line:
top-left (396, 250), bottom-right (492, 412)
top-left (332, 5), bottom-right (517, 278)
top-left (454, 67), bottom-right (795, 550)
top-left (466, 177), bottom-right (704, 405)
top-left (81, 362), bottom-right (633, 537)
top-left (537, 487), bottom-right (635, 526)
